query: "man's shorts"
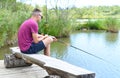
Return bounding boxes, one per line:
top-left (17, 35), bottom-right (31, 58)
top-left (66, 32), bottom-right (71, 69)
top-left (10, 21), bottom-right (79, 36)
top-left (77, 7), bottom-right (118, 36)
top-left (21, 41), bottom-right (45, 54)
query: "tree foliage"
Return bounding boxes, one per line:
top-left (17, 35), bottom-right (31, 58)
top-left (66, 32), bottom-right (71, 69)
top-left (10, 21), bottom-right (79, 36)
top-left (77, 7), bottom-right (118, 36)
top-left (70, 6), bottom-right (120, 19)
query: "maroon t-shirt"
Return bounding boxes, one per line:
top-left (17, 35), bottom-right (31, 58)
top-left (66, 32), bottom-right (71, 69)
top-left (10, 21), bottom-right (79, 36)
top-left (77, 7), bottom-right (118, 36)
top-left (18, 18), bottom-right (38, 51)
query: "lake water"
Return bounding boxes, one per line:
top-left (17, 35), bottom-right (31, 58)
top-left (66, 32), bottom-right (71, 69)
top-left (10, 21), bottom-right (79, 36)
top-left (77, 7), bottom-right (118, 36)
top-left (0, 30), bottom-right (120, 78)
top-left (51, 30), bottom-right (120, 78)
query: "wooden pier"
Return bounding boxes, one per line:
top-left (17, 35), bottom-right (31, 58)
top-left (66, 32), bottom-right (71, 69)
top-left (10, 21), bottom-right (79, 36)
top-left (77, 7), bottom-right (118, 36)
top-left (1, 47), bottom-right (95, 78)
top-left (0, 60), bottom-right (48, 78)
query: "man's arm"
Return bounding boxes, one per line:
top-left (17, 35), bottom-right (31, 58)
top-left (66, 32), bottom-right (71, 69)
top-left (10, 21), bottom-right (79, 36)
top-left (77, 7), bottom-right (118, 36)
top-left (32, 33), bottom-right (47, 43)
top-left (32, 33), bottom-right (57, 43)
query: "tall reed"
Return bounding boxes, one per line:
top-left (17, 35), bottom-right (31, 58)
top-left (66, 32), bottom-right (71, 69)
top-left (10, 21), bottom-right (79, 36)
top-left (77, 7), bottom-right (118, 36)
top-left (104, 18), bottom-right (119, 32)
top-left (39, 7), bottom-right (74, 37)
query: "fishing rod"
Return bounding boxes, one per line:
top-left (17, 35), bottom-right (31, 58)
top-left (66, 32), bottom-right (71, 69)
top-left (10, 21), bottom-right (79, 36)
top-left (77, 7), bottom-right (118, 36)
top-left (57, 39), bottom-right (120, 71)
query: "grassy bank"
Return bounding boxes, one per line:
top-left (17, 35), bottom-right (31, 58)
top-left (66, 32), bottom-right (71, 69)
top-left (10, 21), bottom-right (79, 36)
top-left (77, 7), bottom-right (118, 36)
top-left (76, 18), bottom-right (120, 32)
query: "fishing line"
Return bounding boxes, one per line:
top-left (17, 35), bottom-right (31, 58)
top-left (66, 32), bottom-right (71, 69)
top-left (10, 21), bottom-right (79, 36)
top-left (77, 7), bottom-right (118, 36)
top-left (58, 39), bottom-right (120, 72)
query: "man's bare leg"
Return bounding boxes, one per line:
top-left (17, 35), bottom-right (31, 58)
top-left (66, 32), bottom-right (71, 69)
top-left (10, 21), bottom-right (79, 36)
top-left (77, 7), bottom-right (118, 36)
top-left (44, 44), bottom-right (50, 56)
top-left (42, 37), bottom-right (53, 56)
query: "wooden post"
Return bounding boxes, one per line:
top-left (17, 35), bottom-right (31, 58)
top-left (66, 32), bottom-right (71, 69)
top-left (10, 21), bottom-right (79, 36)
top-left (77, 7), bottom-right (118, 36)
top-left (4, 54), bottom-right (32, 68)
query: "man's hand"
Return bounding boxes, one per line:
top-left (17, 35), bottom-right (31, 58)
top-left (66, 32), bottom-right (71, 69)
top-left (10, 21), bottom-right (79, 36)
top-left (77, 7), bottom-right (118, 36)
top-left (38, 34), bottom-right (48, 40)
top-left (44, 34), bottom-right (49, 39)
top-left (50, 36), bottom-right (57, 41)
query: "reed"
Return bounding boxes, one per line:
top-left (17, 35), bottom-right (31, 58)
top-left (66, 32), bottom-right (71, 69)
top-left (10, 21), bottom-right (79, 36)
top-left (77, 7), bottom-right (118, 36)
top-left (39, 8), bottom-right (74, 37)
top-left (104, 18), bottom-right (119, 33)
top-left (78, 19), bottom-right (106, 30)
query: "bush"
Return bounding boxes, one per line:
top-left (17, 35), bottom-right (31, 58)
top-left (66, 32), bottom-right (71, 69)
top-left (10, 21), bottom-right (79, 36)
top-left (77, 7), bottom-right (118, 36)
top-left (0, 1), bottom-right (33, 47)
top-left (104, 18), bottom-right (119, 31)
top-left (82, 20), bottom-right (106, 30)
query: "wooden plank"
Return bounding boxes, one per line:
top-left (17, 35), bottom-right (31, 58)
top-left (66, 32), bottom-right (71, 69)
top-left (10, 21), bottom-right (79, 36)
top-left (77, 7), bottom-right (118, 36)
top-left (10, 47), bottom-right (95, 78)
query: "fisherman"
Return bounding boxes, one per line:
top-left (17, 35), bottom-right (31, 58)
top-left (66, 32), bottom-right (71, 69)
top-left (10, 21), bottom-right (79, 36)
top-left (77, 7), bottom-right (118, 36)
top-left (18, 8), bottom-right (57, 56)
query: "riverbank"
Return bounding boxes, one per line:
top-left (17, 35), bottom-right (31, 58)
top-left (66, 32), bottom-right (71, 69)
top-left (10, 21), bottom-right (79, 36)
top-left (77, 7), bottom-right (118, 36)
top-left (0, 60), bottom-right (48, 78)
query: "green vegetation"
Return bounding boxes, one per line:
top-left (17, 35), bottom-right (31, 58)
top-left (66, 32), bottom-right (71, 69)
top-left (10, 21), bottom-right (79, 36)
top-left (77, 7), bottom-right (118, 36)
top-left (81, 20), bottom-right (105, 30)
top-left (76, 18), bottom-right (120, 31)
top-left (0, 0), bottom-right (33, 47)
top-left (72, 6), bottom-right (120, 19)
top-left (0, 0), bottom-right (120, 48)
top-left (39, 6), bottom-right (74, 37)
top-left (104, 18), bottom-right (120, 32)
top-left (73, 6), bottom-right (120, 32)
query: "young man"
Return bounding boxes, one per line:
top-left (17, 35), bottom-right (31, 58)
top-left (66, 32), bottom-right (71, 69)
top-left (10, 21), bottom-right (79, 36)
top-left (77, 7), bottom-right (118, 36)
top-left (18, 8), bottom-right (57, 56)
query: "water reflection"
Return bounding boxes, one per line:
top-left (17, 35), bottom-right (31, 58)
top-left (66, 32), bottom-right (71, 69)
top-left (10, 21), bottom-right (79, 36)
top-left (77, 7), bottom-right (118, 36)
top-left (105, 32), bottom-right (119, 44)
top-left (51, 38), bottom-right (70, 59)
